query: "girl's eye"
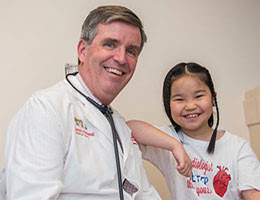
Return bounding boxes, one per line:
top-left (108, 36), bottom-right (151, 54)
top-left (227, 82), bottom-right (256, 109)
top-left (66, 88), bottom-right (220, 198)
top-left (174, 98), bottom-right (183, 102)
top-left (195, 95), bottom-right (204, 99)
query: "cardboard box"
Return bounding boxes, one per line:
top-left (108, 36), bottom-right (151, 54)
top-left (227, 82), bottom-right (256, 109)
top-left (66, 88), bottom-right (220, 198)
top-left (248, 124), bottom-right (260, 160)
top-left (243, 86), bottom-right (260, 160)
top-left (243, 86), bottom-right (260, 126)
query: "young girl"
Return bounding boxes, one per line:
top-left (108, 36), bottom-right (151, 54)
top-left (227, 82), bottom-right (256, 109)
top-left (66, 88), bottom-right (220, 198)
top-left (127, 62), bottom-right (260, 200)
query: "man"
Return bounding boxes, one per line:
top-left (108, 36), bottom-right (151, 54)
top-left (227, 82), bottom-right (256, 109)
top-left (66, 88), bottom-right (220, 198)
top-left (0, 5), bottom-right (161, 200)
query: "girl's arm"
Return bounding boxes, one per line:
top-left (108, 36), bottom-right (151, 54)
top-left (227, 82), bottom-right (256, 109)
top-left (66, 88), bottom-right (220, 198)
top-left (126, 120), bottom-right (192, 177)
top-left (242, 189), bottom-right (260, 200)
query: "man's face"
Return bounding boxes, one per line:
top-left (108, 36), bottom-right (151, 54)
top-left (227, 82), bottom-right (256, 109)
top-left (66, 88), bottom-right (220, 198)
top-left (78, 21), bottom-right (142, 105)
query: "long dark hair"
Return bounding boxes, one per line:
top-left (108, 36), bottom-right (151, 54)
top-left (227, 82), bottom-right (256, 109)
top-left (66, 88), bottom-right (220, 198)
top-left (163, 62), bottom-right (219, 153)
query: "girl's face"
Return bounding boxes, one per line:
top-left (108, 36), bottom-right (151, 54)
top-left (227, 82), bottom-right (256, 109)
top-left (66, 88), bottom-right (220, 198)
top-left (170, 75), bottom-right (213, 138)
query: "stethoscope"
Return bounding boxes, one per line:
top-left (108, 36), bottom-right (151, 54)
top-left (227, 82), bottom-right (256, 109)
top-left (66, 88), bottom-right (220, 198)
top-left (66, 72), bottom-right (124, 200)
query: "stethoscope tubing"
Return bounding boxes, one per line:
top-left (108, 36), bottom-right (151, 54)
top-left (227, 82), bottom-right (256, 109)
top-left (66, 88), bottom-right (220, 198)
top-left (66, 72), bottom-right (124, 200)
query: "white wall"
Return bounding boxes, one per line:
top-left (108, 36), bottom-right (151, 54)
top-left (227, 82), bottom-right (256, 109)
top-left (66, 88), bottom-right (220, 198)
top-left (0, 0), bottom-right (259, 199)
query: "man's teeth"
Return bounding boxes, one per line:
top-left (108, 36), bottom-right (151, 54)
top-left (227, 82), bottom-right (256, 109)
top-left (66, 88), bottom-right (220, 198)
top-left (105, 68), bottom-right (123, 75)
top-left (186, 114), bottom-right (198, 118)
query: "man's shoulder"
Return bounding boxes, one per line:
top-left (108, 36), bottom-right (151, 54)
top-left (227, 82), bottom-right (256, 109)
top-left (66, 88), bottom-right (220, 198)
top-left (33, 79), bottom-right (68, 100)
top-left (23, 79), bottom-right (72, 114)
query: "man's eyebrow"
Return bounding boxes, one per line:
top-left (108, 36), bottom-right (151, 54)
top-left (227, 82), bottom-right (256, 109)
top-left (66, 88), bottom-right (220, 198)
top-left (128, 44), bottom-right (141, 54)
top-left (103, 38), bottom-right (141, 53)
top-left (103, 38), bottom-right (120, 44)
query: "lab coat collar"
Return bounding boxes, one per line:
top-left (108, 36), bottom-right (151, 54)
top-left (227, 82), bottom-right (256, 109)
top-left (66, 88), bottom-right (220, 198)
top-left (65, 75), bottom-right (112, 141)
top-left (65, 75), bottom-right (130, 157)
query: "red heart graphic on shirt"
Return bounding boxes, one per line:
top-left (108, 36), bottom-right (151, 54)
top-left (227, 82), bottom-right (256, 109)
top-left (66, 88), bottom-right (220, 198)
top-left (213, 166), bottom-right (231, 197)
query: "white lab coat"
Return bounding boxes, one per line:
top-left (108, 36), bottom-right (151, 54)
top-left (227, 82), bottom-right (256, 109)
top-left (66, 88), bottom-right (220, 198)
top-left (1, 75), bottom-right (161, 200)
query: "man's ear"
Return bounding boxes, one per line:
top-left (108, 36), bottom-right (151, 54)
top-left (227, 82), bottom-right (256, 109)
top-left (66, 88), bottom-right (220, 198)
top-left (77, 39), bottom-right (88, 63)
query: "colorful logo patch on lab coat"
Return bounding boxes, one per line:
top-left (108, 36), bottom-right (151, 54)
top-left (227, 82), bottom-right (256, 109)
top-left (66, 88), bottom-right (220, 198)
top-left (74, 117), bottom-right (94, 137)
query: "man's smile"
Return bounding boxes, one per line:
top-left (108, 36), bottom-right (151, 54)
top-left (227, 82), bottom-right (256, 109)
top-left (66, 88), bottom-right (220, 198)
top-left (104, 67), bottom-right (124, 76)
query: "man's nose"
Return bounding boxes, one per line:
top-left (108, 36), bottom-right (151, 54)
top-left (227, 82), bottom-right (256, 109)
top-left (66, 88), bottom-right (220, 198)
top-left (113, 47), bottom-right (127, 65)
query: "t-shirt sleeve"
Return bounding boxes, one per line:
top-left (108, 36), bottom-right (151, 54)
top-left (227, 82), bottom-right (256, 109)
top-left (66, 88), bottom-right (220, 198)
top-left (238, 140), bottom-right (260, 191)
top-left (142, 125), bottom-right (178, 173)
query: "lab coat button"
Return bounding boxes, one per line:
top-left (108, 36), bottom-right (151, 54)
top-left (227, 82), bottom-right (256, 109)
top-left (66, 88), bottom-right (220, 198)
top-left (124, 168), bottom-right (128, 174)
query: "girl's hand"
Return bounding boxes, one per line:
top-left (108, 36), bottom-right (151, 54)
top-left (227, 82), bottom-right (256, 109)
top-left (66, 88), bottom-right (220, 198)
top-left (171, 142), bottom-right (192, 177)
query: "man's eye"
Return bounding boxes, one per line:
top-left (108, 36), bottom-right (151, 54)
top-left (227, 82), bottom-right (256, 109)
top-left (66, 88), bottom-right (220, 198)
top-left (127, 49), bottom-right (137, 57)
top-left (104, 43), bottom-right (114, 48)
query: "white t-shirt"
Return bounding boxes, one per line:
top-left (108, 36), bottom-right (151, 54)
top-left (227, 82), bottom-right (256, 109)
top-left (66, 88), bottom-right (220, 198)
top-left (143, 125), bottom-right (260, 200)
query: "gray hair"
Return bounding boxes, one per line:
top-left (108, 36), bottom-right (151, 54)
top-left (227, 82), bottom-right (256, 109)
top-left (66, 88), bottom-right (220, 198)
top-left (80, 5), bottom-right (147, 52)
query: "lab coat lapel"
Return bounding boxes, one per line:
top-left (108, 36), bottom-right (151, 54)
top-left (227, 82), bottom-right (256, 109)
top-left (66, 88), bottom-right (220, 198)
top-left (68, 75), bottom-right (114, 144)
top-left (112, 109), bottom-right (131, 159)
top-left (83, 100), bottom-right (113, 143)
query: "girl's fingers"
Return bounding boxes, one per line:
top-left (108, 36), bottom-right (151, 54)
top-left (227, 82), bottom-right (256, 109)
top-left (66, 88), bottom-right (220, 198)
top-left (176, 163), bottom-right (191, 177)
top-left (176, 160), bottom-right (192, 177)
